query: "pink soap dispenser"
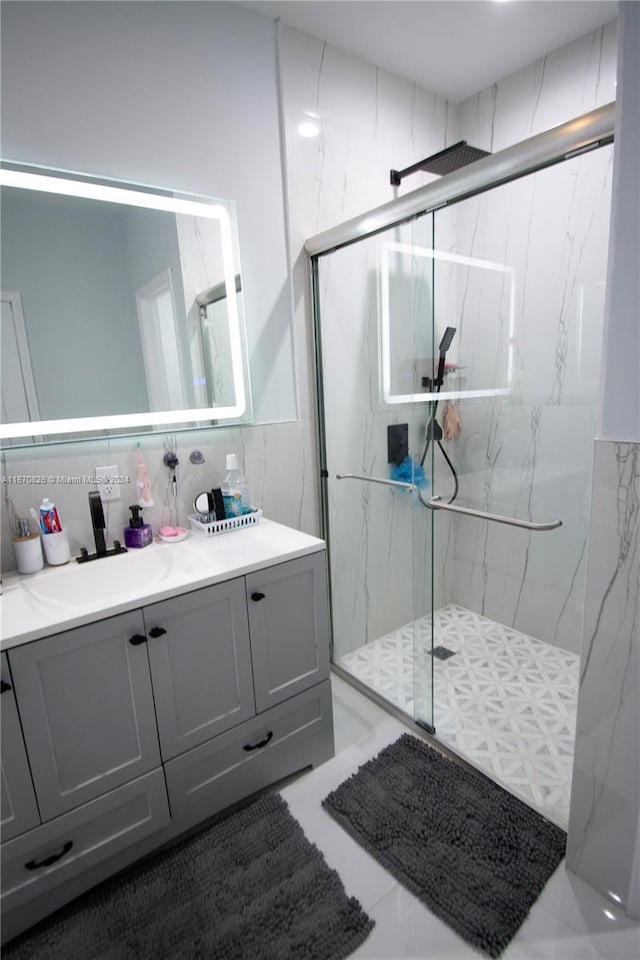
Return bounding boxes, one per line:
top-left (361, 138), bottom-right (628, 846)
top-left (124, 505), bottom-right (153, 548)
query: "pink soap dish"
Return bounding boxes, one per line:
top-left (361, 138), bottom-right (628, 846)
top-left (158, 526), bottom-right (189, 543)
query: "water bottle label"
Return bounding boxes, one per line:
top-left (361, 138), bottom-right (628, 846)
top-left (223, 491), bottom-right (242, 517)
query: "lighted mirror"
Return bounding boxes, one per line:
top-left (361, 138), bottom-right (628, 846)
top-left (380, 240), bottom-right (515, 404)
top-left (0, 164), bottom-right (251, 444)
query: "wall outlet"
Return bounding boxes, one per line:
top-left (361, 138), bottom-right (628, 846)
top-left (95, 465), bottom-right (121, 502)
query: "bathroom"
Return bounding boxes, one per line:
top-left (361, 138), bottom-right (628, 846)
top-left (1, 1), bottom-right (638, 956)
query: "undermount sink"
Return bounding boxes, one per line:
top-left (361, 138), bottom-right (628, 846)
top-left (22, 546), bottom-right (175, 607)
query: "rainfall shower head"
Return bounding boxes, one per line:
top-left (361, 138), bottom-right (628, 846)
top-left (390, 142), bottom-right (491, 186)
top-left (420, 141), bottom-right (490, 177)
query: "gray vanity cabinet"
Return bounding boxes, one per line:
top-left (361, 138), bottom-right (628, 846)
top-left (246, 552), bottom-right (330, 712)
top-left (1, 654), bottom-right (40, 842)
top-left (144, 579), bottom-right (255, 760)
top-left (1, 540), bottom-right (334, 945)
top-left (7, 611), bottom-right (161, 822)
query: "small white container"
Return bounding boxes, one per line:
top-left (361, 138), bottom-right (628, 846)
top-left (42, 529), bottom-right (71, 566)
top-left (12, 533), bottom-right (44, 574)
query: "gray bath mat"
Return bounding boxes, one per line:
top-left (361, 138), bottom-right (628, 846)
top-left (323, 733), bottom-right (566, 958)
top-left (4, 792), bottom-right (373, 960)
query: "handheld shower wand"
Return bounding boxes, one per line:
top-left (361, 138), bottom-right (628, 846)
top-left (420, 326), bottom-right (459, 503)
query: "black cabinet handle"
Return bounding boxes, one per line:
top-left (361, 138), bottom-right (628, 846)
top-left (243, 731), bottom-right (273, 752)
top-left (0, 680), bottom-right (12, 693)
top-left (129, 634), bottom-right (147, 646)
top-left (251, 592), bottom-right (265, 602)
top-left (25, 840), bottom-right (73, 870)
top-left (148, 627), bottom-right (167, 639)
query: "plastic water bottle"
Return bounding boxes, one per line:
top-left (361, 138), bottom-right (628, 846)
top-left (221, 454), bottom-right (250, 517)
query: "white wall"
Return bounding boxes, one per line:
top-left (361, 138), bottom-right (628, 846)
top-left (1, 0), bottom-right (313, 572)
top-left (1, 0), bottom-right (295, 424)
top-left (598, 2), bottom-right (640, 444)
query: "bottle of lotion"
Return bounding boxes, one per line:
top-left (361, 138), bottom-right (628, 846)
top-left (124, 505), bottom-right (153, 548)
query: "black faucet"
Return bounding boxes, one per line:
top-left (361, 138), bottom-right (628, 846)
top-left (89, 490), bottom-right (107, 555)
top-left (76, 491), bottom-right (128, 563)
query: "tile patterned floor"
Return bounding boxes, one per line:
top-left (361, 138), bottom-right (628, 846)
top-left (339, 604), bottom-right (580, 826)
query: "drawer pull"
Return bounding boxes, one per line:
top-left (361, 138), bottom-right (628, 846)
top-left (251, 592), bottom-right (265, 602)
top-left (243, 730), bottom-right (273, 752)
top-left (129, 634), bottom-right (147, 646)
top-left (148, 627), bottom-right (167, 638)
top-left (25, 840), bottom-right (73, 870)
top-left (0, 680), bottom-right (12, 693)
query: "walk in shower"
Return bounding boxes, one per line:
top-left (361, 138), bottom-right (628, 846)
top-left (308, 104), bottom-right (615, 827)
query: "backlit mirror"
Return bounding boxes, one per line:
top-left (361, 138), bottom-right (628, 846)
top-left (380, 239), bottom-right (514, 404)
top-left (0, 164), bottom-right (251, 445)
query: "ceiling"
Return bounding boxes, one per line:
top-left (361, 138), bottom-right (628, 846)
top-left (238, 1), bottom-right (618, 101)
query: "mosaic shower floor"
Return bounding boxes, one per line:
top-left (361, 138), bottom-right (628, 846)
top-left (339, 603), bottom-right (580, 827)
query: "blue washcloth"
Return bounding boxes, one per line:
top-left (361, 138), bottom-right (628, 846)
top-left (390, 456), bottom-right (428, 488)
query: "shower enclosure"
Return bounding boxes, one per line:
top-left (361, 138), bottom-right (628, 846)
top-left (308, 104), bottom-right (614, 827)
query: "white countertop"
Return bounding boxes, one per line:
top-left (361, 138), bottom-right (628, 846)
top-left (0, 518), bottom-right (325, 650)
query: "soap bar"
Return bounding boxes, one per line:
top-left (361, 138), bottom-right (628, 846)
top-left (159, 526), bottom-right (187, 539)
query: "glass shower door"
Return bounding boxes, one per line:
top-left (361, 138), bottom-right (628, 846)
top-left (311, 122), bottom-right (612, 823)
top-left (422, 145), bottom-right (612, 820)
top-left (314, 213), bottom-right (437, 732)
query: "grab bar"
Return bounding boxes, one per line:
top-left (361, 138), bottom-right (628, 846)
top-left (335, 473), bottom-right (416, 491)
top-left (335, 475), bottom-right (562, 531)
top-left (427, 495), bottom-right (562, 531)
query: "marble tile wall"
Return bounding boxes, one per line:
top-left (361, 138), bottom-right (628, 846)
top-left (567, 439), bottom-right (640, 913)
top-left (568, 3), bottom-right (640, 918)
top-left (287, 20), bottom-right (619, 659)
top-left (275, 24), bottom-right (459, 655)
top-left (438, 142), bottom-right (614, 654)
top-left (456, 20), bottom-right (617, 152)
top-left (1, 420), bottom-right (316, 574)
top-left (442, 23), bottom-right (617, 654)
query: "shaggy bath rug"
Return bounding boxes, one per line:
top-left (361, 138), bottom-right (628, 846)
top-left (323, 733), bottom-right (566, 957)
top-left (4, 792), bottom-right (373, 960)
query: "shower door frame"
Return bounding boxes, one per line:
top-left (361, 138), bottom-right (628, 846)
top-left (308, 101), bottom-right (615, 729)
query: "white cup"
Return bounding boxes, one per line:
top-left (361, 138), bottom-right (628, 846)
top-left (12, 534), bottom-right (45, 574)
top-left (43, 529), bottom-right (71, 566)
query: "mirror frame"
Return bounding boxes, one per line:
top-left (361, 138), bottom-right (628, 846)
top-left (0, 165), bottom-right (247, 441)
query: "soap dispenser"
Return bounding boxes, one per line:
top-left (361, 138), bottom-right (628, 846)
top-left (124, 505), bottom-right (153, 549)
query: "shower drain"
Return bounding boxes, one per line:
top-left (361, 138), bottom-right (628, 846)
top-left (429, 646), bottom-right (457, 661)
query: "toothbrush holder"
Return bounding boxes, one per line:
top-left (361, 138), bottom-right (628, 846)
top-left (43, 530), bottom-right (71, 566)
top-left (12, 533), bottom-right (44, 574)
